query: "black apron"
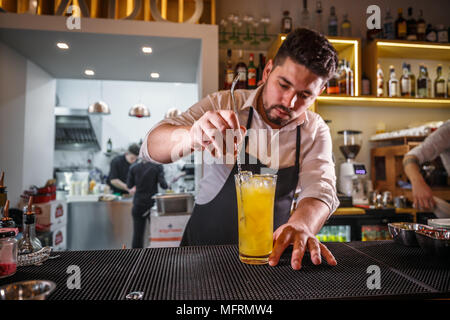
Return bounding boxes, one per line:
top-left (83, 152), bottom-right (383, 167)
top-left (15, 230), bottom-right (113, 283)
top-left (180, 107), bottom-right (301, 246)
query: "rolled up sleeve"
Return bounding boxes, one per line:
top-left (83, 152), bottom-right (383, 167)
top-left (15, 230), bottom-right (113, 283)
top-left (296, 120), bottom-right (339, 218)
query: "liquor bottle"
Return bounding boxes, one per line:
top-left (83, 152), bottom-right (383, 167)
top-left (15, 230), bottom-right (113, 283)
top-left (395, 8), bottom-right (407, 40)
top-left (447, 66), bottom-right (450, 98)
top-left (434, 65), bottom-right (446, 98)
top-left (256, 54), bottom-right (266, 84)
top-left (328, 6), bottom-right (338, 36)
top-left (337, 60), bottom-right (347, 94)
top-left (234, 50), bottom-right (247, 89)
top-left (376, 64), bottom-right (384, 97)
top-left (361, 72), bottom-right (371, 95)
top-left (17, 198), bottom-right (42, 255)
top-left (326, 69), bottom-right (339, 94)
top-left (346, 61), bottom-right (354, 96)
top-left (400, 63), bottom-right (412, 97)
top-left (314, 0), bottom-right (324, 34)
top-left (247, 53), bottom-right (257, 90)
top-left (425, 24), bottom-right (437, 42)
top-left (387, 65), bottom-right (399, 97)
top-left (300, 0), bottom-right (311, 29)
top-left (224, 49), bottom-right (234, 90)
top-left (417, 65), bottom-right (428, 98)
top-left (106, 138), bottom-right (112, 153)
top-left (383, 8), bottom-right (395, 39)
top-left (416, 10), bottom-right (426, 41)
top-left (406, 7), bottom-right (417, 41)
top-left (340, 13), bottom-right (351, 37)
top-left (425, 66), bottom-right (432, 97)
top-left (281, 11), bottom-right (293, 34)
top-left (407, 64), bottom-right (416, 97)
top-left (437, 25), bottom-right (448, 43)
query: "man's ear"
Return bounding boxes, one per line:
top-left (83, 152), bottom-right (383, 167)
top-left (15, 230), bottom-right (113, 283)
top-left (262, 59), bottom-right (274, 83)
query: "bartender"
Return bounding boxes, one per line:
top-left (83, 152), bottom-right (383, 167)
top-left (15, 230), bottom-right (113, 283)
top-left (403, 120), bottom-right (450, 210)
top-left (127, 157), bottom-right (168, 248)
top-left (107, 143), bottom-right (140, 195)
top-left (140, 28), bottom-right (339, 270)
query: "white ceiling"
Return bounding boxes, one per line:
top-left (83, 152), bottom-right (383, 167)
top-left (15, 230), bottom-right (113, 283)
top-left (0, 28), bottom-right (201, 83)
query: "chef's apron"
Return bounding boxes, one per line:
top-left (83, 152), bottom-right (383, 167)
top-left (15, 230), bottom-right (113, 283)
top-left (180, 107), bottom-right (301, 246)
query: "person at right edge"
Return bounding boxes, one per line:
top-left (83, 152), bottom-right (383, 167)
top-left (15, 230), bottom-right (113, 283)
top-left (403, 120), bottom-right (450, 211)
top-left (140, 28), bottom-right (340, 270)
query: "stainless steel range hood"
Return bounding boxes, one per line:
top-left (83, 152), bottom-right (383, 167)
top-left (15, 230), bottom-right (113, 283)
top-left (55, 107), bottom-right (102, 151)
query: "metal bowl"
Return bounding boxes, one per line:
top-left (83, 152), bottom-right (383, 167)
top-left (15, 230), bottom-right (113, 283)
top-left (0, 280), bottom-right (56, 300)
top-left (388, 222), bottom-right (423, 247)
top-left (415, 228), bottom-right (450, 259)
top-left (152, 193), bottom-right (194, 214)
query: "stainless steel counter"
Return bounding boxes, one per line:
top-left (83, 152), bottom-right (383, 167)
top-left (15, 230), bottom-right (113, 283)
top-left (67, 199), bottom-right (149, 250)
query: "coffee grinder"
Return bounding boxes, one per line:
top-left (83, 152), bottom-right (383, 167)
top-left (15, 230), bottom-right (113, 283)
top-left (338, 130), bottom-right (368, 205)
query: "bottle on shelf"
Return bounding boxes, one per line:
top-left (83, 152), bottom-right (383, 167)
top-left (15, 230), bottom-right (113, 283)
top-left (300, 0), bottom-right (311, 30)
top-left (256, 53), bottom-right (266, 84)
top-left (406, 7), bottom-right (417, 41)
top-left (400, 62), bottom-right (412, 97)
top-left (426, 66), bottom-right (432, 97)
top-left (326, 68), bottom-right (340, 95)
top-left (376, 64), bottom-right (384, 97)
top-left (314, 0), bottom-right (324, 34)
top-left (346, 61), bottom-right (354, 96)
top-left (340, 13), bottom-right (352, 37)
top-left (417, 64), bottom-right (429, 98)
top-left (281, 10), bottom-right (293, 34)
top-left (387, 65), bottom-right (399, 97)
top-left (383, 8), bottom-right (395, 40)
top-left (106, 138), bottom-right (112, 153)
top-left (447, 66), bottom-right (450, 98)
top-left (327, 6), bottom-right (338, 36)
top-left (0, 200), bottom-right (17, 236)
top-left (416, 10), bottom-right (426, 41)
top-left (247, 53), bottom-right (257, 90)
top-left (361, 72), bottom-right (371, 96)
top-left (395, 8), bottom-right (407, 40)
top-left (407, 64), bottom-right (416, 97)
top-left (234, 50), bottom-right (247, 89)
top-left (17, 197), bottom-right (42, 255)
top-left (434, 65), bottom-right (446, 98)
top-left (224, 49), bottom-right (234, 90)
top-left (338, 60), bottom-right (347, 94)
top-left (436, 25), bottom-right (449, 43)
top-left (425, 24), bottom-right (437, 42)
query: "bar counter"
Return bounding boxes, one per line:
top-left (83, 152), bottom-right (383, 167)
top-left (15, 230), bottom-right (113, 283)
top-left (1, 241), bottom-right (448, 300)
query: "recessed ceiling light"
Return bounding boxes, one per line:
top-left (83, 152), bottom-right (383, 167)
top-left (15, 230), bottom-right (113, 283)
top-left (142, 46), bottom-right (152, 54)
top-left (57, 42), bottom-right (69, 50)
top-left (84, 69), bottom-right (95, 76)
top-left (150, 72), bottom-right (160, 79)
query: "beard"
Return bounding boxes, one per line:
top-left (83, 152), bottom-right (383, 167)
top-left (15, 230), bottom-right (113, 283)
top-left (264, 104), bottom-right (292, 126)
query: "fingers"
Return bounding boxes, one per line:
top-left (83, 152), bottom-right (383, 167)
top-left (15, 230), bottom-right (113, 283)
top-left (269, 226), bottom-right (294, 267)
top-left (307, 238), bottom-right (321, 265)
top-left (291, 235), bottom-right (306, 270)
top-left (319, 242), bottom-right (337, 266)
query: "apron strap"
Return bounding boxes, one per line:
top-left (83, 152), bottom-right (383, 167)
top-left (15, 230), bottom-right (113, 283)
top-left (295, 125), bottom-right (301, 176)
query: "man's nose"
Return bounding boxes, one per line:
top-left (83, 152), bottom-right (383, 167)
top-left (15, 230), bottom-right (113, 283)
top-left (283, 91), bottom-right (297, 109)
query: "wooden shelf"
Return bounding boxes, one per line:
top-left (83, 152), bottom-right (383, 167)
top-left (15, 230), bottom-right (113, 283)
top-left (375, 39), bottom-right (450, 61)
top-left (316, 96), bottom-right (450, 108)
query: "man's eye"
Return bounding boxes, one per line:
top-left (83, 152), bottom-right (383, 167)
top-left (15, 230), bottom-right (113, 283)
top-left (279, 82), bottom-right (288, 89)
top-left (300, 94), bottom-right (310, 99)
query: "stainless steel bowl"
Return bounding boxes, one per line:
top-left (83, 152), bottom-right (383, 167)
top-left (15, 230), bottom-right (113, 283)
top-left (388, 222), bottom-right (423, 247)
top-left (415, 228), bottom-right (450, 259)
top-left (152, 193), bottom-right (194, 214)
top-left (0, 280), bottom-right (56, 300)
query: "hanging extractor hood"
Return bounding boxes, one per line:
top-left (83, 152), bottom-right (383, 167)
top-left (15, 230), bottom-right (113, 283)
top-left (55, 107), bottom-right (102, 151)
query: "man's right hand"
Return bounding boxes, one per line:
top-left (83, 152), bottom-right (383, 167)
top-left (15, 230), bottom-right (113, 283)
top-left (412, 179), bottom-right (435, 211)
top-left (188, 110), bottom-right (246, 158)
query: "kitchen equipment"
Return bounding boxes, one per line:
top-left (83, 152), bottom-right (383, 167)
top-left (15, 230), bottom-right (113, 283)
top-left (152, 193), bottom-right (194, 214)
top-left (0, 231), bottom-right (17, 279)
top-left (394, 195), bottom-right (407, 208)
top-left (415, 227), bottom-right (450, 258)
top-left (0, 280), bottom-right (56, 300)
top-left (382, 191), bottom-right (392, 207)
top-left (388, 222), bottom-right (421, 246)
top-left (337, 130), bottom-right (368, 205)
top-left (428, 218), bottom-right (450, 230)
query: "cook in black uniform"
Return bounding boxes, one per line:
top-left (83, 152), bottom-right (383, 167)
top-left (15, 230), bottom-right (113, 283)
top-left (107, 144), bottom-right (140, 195)
top-left (127, 159), bottom-right (168, 248)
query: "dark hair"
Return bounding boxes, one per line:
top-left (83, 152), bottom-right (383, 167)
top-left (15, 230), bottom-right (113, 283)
top-left (128, 143), bottom-right (140, 156)
top-left (273, 28), bottom-right (338, 80)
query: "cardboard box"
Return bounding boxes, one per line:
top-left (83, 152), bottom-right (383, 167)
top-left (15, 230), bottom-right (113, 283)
top-left (34, 200), bottom-right (67, 232)
top-left (37, 224), bottom-right (67, 251)
top-left (149, 214), bottom-right (190, 248)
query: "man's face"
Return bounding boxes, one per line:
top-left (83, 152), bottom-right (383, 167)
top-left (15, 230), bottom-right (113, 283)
top-left (261, 57), bottom-right (326, 128)
top-left (125, 153), bottom-right (138, 164)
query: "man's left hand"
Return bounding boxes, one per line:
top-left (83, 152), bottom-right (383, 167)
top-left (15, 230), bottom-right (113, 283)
top-left (268, 223), bottom-right (337, 270)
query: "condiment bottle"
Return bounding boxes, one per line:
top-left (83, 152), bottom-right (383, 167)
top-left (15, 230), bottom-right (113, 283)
top-left (0, 171), bottom-right (7, 210)
top-left (0, 200), bottom-right (18, 236)
top-left (17, 197), bottom-right (42, 255)
top-left (0, 230), bottom-right (17, 279)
